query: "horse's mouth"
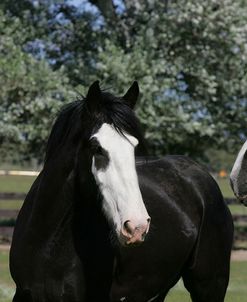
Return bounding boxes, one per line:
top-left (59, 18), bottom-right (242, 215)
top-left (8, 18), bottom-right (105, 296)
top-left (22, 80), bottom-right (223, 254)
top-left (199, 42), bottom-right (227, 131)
top-left (118, 231), bottom-right (147, 247)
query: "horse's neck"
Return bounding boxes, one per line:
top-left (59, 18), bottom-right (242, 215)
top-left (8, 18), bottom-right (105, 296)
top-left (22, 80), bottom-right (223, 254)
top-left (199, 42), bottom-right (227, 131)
top-left (27, 149), bottom-right (77, 231)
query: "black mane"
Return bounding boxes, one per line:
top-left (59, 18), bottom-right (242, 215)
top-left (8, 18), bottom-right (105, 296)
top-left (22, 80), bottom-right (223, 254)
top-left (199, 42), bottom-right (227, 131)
top-left (44, 92), bottom-right (146, 163)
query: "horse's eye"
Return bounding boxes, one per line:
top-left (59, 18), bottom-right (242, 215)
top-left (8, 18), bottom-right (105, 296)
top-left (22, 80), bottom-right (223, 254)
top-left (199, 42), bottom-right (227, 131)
top-left (95, 146), bottom-right (103, 156)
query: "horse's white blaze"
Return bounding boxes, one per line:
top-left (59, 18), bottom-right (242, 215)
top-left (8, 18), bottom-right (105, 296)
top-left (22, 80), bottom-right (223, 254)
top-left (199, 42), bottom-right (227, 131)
top-left (230, 140), bottom-right (247, 196)
top-left (91, 123), bottom-right (149, 236)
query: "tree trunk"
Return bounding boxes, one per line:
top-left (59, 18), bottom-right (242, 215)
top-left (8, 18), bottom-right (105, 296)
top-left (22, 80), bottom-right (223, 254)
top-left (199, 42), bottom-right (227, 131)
top-left (88, 0), bottom-right (116, 20)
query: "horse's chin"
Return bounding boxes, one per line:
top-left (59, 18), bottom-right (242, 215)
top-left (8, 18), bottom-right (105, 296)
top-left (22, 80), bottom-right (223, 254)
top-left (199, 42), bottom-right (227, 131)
top-left (117, 233), bottom-right (145, 247)
top-left (119, 238), bottom-right (143, 247)
top-left (117, 234), bottom-right (131, 247)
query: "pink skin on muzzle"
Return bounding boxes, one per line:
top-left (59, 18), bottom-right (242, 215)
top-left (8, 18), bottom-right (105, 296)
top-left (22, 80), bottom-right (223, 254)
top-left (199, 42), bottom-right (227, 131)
top-left (120, 219), bottom-right (151, 245)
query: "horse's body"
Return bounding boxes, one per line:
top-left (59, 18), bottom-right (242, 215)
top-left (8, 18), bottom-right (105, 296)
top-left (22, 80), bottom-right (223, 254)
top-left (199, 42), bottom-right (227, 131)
top-left (10, 82), bottom-right (233, 302)
top-left (111, 156), bottom-right (233, 302)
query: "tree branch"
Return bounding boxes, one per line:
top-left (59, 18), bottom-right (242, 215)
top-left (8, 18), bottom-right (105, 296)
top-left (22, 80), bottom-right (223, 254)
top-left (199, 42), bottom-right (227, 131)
top-left (88, 0), bottom-right (116, 20)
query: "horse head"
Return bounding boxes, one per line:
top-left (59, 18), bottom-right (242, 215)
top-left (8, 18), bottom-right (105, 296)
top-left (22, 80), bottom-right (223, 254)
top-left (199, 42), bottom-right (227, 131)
top-left (79, 81), bottom-right (151, 245)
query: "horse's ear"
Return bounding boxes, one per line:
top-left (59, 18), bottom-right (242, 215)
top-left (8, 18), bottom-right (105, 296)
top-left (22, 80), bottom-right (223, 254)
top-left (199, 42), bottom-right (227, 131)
top-left (123, 81), bottom-right (139, 109)
top-left (86, 81), bottom-right (101, 111)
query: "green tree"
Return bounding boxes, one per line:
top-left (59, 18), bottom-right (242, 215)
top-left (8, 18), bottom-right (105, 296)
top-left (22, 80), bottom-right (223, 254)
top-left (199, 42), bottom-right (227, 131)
top-left (1, 0), bottom-right (247, 162)
top-left (0, 0), bottom-right (104, 86)
top-left (0, 10), bottom-right (74, 162)
top-left (93, 0), bottom-right (247, 156)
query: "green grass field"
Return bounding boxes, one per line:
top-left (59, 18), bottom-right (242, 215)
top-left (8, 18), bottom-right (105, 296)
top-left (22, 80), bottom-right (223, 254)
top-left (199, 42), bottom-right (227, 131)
top-left (0, 174), bottom-right (234, 196)
top-left (0, 249), bottom-right (246, 302)
top-left (216, 177), bottom-right (234, 199)
top-left (0, 201), bottom-right (22, 210)
top-left (229, 204), bottom-right (247, 215)
top-left (0, 250), bottom-right (15, 302)
top-left (0, 175), bottom-right (35, 194)
top-left (166, 261), bottom-right (247, 302)
top-left (0, 175), bottom-right (34, 211)
top-left (0, 175), bottom-right (239, 212)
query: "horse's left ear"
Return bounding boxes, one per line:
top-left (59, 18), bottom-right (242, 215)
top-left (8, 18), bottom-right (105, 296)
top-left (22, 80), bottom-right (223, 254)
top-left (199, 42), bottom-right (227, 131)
top-left (86, 80), bottom-right (101, 112)
top-left (123, 81), bottom-right (139, 109)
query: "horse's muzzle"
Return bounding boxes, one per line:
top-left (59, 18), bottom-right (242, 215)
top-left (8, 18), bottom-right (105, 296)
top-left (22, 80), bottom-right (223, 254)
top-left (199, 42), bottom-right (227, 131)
top-left (120, 218), bottom-right (151, 245)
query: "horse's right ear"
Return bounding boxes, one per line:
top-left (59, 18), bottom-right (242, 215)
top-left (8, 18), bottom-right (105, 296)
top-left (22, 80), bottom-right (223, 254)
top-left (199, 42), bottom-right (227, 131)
top-left (123, 81), bottom-right (139, 109)
top-left (86, 81), bottom-right (101, 112)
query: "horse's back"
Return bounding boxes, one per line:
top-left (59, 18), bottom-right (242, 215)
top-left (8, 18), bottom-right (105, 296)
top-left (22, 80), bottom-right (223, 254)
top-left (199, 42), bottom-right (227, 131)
top-left (137, 155), bottom-right (231, 215)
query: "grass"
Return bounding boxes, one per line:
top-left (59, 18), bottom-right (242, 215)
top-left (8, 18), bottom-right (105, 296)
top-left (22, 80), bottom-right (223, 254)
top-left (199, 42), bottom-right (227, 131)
top-left (0, 250), bottom-right (15, 302)
top-left (229, 204), bottom-right (247, 215)
top-left (0, 249), bottom-right (246, 302)
top-left (216, 178), bottom-right (234, 199)
top-left (0, 174), bottom-right (236, 197)
top-left (0, 201), bottom-right (23, 210)
top-left (0, 175), bottom-right (35, 194)
top-left (164, 261), bottom-right (247, 302)
top-left (234, 241), bottom-right (247, 250)
top-left (2, 205), bottom-right (244, 217)
top-left (0, 176), bottom-right (239, 213)
top-left (0, 175), bottom-right (33, 211)
top-left (0, 175), bottom-right (234, 198)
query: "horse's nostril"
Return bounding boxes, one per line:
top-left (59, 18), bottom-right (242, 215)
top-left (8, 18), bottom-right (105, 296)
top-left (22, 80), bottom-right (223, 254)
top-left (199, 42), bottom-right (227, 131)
top-left (122, 218), bottom-right (150, 241)
top-left (146, 217), bottom-right (151, 232)
top-left (123, 220), bottom-right (130, 229)
top-left (123, 220), bottom-right (135, 236)
top-left (120, 219), bottom-right (151, 245)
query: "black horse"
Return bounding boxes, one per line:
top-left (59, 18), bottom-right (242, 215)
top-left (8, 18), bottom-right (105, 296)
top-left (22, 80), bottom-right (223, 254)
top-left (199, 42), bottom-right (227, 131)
top-left (10, 81), bottom-right (233, 302)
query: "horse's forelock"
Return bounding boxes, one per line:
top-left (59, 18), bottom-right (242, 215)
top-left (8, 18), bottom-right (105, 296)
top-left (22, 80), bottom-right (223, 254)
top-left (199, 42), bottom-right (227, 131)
top-left (44, 90), bottom-right (147, 163)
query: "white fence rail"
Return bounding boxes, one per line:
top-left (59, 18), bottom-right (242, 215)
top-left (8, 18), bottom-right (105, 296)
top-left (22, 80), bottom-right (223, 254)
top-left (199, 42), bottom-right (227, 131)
top-left (0, 170), bottom-right (39, 176)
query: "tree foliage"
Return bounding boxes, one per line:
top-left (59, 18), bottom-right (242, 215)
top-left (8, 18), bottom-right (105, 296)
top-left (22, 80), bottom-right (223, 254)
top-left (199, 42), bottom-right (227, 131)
top-left (0, 10), bottom-right (74, 162)
top-left (94, 0), bottom-right (247, 155)
top-left (0, 0), bottom-right (247, 163)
